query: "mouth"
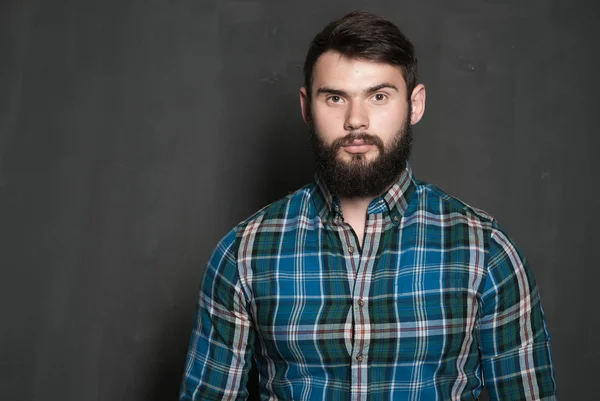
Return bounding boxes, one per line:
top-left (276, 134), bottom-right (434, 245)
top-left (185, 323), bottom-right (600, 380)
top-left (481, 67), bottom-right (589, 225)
top-left (341, 140), bottom-right (375, 154)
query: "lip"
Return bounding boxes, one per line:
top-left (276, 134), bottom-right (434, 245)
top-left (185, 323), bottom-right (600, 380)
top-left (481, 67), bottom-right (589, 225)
top-left (341, 142), bottom-right (374, 154)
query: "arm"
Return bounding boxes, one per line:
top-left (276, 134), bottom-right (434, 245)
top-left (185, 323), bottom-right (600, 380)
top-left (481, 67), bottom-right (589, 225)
top-left (180, 229), bottom-right (255, 401)
top-left (479, 226), bottom-right (557, 400)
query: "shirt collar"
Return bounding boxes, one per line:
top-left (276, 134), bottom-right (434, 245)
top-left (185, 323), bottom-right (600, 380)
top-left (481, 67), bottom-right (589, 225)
top-left (312, 164), bottom-right (416, 223)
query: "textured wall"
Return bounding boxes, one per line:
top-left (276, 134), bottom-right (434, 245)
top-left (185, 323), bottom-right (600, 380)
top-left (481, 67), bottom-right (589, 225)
top-left (1, 0), bottom-right (598, 399)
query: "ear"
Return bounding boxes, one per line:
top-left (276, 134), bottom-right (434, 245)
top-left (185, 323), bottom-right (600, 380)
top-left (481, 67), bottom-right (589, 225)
top-left (409, 84), bottom-right (426, 125)
top-left (299, 87), bottom-right (311, 125)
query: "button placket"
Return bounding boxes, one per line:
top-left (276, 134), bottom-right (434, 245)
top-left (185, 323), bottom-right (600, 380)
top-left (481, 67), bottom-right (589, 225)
top-left (344, 230), bottom-right (360, 279)
top-left (344, 215), bottom-right (381, 398)
top-left (350, 231), bottom-right (366, 372)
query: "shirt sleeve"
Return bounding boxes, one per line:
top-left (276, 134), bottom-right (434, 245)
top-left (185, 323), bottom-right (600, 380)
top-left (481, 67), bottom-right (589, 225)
top-left (479, 225), bottom-right (557, 400)
top-left (179, 228), bottom-right (255, 401)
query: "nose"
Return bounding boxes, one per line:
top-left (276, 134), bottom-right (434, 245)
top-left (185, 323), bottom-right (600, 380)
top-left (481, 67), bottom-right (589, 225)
top-left (344, 101), bottom-right (369, 131)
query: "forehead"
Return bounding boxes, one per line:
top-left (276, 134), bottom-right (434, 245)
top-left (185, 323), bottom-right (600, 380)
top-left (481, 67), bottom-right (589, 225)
top-left (312, 51), bottom-right (407, 94)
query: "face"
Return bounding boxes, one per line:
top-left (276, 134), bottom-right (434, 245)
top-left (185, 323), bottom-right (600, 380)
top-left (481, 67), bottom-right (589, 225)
top-left (300, 51), bottom-right (426, 198)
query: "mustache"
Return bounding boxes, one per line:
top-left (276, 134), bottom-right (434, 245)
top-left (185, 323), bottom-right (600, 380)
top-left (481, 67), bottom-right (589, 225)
top-left (332, 132), bottom-right (384, 150)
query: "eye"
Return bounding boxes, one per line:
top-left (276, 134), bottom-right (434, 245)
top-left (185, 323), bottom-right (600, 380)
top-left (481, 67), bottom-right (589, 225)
top-left (327, 95), bottom-right (344, 104)
top-left (373, 93), bottom-right (388, 102)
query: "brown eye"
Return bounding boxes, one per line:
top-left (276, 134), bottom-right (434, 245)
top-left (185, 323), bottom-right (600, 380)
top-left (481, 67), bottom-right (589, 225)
top-left (374, 93), bottom-right (387, 102)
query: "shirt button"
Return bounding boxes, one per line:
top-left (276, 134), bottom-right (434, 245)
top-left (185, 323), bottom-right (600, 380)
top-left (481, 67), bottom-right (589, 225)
top-left (358, 298), bottom-right (365, 307)
top-left (393, 215), bottom-right (400, 222)
top-left (356, 353), bottom-right (363, 362)
top-left (348, 246), bottom-right (355, 254)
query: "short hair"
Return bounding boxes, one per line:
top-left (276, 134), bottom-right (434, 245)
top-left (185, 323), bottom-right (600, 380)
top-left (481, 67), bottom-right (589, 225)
top-left (303, 11), bottom-right (418, 99)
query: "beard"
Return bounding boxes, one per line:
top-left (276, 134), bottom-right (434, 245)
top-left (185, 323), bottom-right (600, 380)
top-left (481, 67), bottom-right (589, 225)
top-left (309, 115), bottom-right (413, 199)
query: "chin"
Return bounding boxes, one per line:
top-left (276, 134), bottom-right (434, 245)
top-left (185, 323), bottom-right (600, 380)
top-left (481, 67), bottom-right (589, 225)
top-left (338, 151), bottom-right (379, 163)
top-left (350, 155), bottom-right (380, 165)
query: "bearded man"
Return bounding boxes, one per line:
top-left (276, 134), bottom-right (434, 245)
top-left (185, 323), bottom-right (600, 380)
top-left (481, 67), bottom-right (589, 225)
top-left (179, 10), bottom-right (557, 401)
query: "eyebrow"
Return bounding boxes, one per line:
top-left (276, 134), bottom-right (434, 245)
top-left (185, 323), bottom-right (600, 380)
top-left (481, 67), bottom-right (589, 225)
top-left (315, 82), bottom-right (399, 97)
top-left (367, 83), bottom-right (399, 93)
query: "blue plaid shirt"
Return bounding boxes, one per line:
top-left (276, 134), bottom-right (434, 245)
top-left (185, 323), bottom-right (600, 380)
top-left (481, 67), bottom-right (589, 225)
top-left (180, 166), bottom-right (556, 400)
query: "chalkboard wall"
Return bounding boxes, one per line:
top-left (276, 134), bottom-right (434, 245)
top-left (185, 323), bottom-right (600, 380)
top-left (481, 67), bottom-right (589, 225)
top-left (1, 0), bottom-right (598, 399)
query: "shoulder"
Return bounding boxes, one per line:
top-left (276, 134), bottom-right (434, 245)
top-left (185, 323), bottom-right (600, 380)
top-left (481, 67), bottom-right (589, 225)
top-left (231, 183), bottom-right (316, 239)
top-left (412, 179), bottom-right (531, 277)
top-left (412, 179), bottom-right (529, 268)
top-left (412, 179), bottom-right (497, 231)
top-left (209, 183), bottom-right (316, 266)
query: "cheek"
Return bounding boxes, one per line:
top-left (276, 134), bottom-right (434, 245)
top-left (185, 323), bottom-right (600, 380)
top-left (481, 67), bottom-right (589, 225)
top-left (371, 109), bottom-right (407, 142)
top-left (313, 108), bottom-right (346, 142)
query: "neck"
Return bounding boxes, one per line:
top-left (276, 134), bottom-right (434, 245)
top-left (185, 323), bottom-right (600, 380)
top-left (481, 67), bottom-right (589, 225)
top-left (338, 196), bottom-right (375, 217)
top-left (335, 177), bottom-right (399, 248)
top-left (338, 196), bottom-right (375, 249)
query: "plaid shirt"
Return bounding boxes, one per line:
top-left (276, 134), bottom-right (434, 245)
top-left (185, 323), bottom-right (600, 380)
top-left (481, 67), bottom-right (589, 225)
top-left (180, 166), bottom-right (556, 401)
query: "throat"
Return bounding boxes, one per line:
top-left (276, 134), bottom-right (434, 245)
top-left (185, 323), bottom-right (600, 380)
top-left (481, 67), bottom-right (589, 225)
top-left (347, 218), bottom-right (365, 249)
top-left (339, 198), bottom-right (372, 249)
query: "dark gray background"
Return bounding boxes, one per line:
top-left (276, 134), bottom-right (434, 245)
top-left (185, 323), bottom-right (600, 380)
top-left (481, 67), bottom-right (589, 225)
top-left (1, 0), bottom-right (598, 400)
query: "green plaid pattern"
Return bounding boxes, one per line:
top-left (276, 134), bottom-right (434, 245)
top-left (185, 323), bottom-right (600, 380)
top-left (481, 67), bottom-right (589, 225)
top-left (180, 166), bottom-right (556, 400)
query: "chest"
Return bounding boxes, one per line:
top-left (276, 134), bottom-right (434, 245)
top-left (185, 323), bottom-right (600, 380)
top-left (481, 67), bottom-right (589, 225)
top-left (243, 221), bottom-right (487, 363)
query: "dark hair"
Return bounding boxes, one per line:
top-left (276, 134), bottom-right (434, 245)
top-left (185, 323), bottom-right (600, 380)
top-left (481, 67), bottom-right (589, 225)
top-left (303, 11), bottom-right (418, 99)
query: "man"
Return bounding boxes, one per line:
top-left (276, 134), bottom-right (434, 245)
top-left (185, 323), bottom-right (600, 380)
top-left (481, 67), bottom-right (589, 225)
top-left (180, 11), bottom-right (557, 401)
